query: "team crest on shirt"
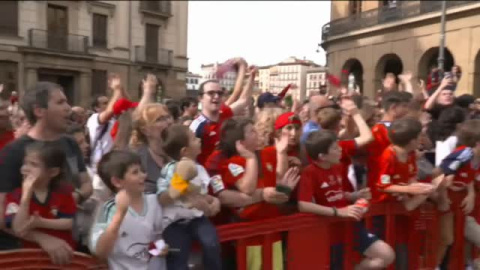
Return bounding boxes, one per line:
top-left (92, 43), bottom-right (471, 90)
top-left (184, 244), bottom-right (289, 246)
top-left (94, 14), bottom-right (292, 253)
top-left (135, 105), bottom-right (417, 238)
top-left (50, 207), bottom-right (58, 217)
top-left (210, 175), bottom-right (225, 193)
top-left (228, 163), bottom-right (245, 177)
top-left (381, 175), bottom-right (391, 185)
top-left (460, 172), bottom-right (468, 178)
top-left (5, 202), bottom-right (19, 215)
top-left (209, 131), bottom-right (217, 136)
top-left (321, 182), bottom-right (329, 189)
top-left (266, 163), bottom-right (273, 172)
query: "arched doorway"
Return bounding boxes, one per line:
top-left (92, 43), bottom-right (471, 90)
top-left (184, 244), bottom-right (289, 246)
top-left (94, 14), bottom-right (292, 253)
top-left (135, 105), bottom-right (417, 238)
top-left (341, 59), bottom-right (364, 93)
top-left (418, 47), bottom-right (455, 81)
top-left (375, 54), bottom-right (404, 90)
top-left (474, 50), bottom-right (480, 97)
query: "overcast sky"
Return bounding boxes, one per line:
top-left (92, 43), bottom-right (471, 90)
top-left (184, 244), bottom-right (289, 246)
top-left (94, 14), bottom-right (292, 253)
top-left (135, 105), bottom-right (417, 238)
top-left (187, 1), bottom-right (331, 73)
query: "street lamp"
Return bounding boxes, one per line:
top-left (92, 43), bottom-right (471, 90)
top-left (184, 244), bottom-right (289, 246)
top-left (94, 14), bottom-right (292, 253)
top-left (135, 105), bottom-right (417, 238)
top-left (438, 0), bottom-right (447, 74)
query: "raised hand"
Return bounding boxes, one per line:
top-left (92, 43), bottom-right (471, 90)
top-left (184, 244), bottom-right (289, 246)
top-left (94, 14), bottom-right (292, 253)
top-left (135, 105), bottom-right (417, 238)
top-left (108, 73), bottom-right (122, 91)
top-left (115, 190), bottom-right (130, 214)
top-left (277, 167), bottom-right (300, 190)
top-left (142, 73), bottom-right (158, 96)
top-left (22, 168), bottom-right (41, 192)
top-left (274, 134), bottom-right (289, 155)
top-left (340, 98), bottom-right (359, 116)
top-left (398, 71), bottom-right (413, 83)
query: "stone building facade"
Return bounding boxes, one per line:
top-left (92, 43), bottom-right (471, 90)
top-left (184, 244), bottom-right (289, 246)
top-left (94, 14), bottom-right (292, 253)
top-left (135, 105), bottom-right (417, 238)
top-left (322, 1), bottom-right (480, 97)
top-left (0, 1), bottom-right (188, 106)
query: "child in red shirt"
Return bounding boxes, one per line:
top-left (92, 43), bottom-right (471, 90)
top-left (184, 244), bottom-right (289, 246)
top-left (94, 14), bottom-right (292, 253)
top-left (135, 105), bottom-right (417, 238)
top-left (298, 130), bottom-right (394, 270)
top-left (436, 120), bottom-right (480, 267)
top-left (365, 91), bottom-right (411, 199)
top-left (4, 142), bottom-right (76, 249)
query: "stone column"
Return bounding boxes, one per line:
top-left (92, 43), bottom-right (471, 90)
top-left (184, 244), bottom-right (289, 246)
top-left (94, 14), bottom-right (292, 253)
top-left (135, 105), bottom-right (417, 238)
top-left (25, 67), bottom-right (38, 91)
top-left (114, 2), bottom-right (129, 50)
top-left (78, 72), bottom-right (91, 107)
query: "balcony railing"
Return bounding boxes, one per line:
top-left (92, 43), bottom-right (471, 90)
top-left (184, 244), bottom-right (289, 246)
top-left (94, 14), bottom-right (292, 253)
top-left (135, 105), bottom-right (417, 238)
top-left (139, 1), bottom-right (172, 17)
top-left (135, 46), bottom-right (173, 66)
top-left (28, 29), bottom-right (89, 54)
top-left (322, 1), bottom-right (477, 42)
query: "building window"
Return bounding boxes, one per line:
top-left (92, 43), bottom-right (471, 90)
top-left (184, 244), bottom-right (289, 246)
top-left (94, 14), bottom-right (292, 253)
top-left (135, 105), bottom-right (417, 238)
top-left (145, 24), bottom-right (160, 62)
top-left (0, 1), bottom-right (18, 36)
top-left (92, 13), bottom-right (108, 48)
top-left (47, 5), bottom-right (68, 51)
top-left (91, 69), bottom-right (107, 96)
top-left (349, 0), bottom-right (362, 15)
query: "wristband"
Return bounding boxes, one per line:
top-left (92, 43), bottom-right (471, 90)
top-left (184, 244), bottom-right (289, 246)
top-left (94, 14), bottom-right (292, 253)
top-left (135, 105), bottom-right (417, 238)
top-left (275, 185), bottom-right (292, 196)
top-left (332, 207), bottom-right (338, 217)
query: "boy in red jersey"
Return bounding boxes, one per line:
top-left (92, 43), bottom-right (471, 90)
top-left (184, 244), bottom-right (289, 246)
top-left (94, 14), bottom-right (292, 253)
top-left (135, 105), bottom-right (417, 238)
top-left (435, 119), bottom-right (480, 267)
top-left (366, 91), bottom-right (411, 200)
top-left (298, 130), bottom-right (394, 270)
top-left (373, 118), bottom-right (438, 269)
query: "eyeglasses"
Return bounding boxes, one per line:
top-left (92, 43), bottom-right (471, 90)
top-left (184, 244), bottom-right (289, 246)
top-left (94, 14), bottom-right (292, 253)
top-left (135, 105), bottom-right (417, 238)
top-left (203, 91), bottom-right (225, 98)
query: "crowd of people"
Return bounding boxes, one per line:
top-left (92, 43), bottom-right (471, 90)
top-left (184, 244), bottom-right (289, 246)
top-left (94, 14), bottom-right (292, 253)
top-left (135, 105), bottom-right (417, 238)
top-left (0, 57), bottom-right (478, 270)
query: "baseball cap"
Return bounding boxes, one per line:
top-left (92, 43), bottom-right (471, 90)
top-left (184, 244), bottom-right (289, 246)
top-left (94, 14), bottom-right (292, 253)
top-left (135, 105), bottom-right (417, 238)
top-left (274, 112), bottom-right (302, 130)
top-left (257, 92), bottom-right (280, 109)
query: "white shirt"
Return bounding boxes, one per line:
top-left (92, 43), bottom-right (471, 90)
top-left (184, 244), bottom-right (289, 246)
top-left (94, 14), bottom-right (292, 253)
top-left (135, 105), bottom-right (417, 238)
top-left (435, 135), bottom-right (458, 167)
top-left (157, 162), bottom-right (225, 228)
top-left (86, 113), bottom-right (115, 172)
top-left (89, 194), bottom-right (166, 270)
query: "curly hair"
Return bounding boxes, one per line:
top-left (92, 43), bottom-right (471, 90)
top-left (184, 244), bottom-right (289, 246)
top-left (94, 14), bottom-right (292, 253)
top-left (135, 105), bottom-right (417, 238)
top-left (130, 103), bottom-right (170, 149)
top-left (254, 107), bottom-right (285, 149)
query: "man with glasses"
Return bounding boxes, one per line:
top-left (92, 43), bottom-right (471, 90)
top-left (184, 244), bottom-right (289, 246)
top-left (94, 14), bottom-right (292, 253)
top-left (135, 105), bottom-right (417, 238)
top-left (190, 78), bottom-right (251, 166)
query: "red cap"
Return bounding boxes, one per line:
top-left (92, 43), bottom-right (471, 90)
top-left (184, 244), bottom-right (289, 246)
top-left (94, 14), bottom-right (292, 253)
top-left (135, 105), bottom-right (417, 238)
top-left (113, 98), bottom-right (139, 116)
top-left (274, 112), bottom-right (302, 130)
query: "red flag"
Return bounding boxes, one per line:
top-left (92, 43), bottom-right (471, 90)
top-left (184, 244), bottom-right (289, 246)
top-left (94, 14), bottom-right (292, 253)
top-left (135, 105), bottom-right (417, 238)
top-left (327, 73), bottom-right (341, 87)
top-left (277, 84), bottom-right (292, 99)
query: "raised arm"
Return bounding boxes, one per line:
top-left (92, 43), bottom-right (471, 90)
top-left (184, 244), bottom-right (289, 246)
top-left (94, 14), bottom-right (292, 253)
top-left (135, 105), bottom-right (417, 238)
top-left (225, 58), bottom-right (248, 106)
top-left (230, 66), bottom-right (256, 115)
top-left (424, 77), bottom-right (452, 111)
top-left (98, 74), bottom-right (123, 125)
top-left (133, 73), bottom-right (157, 117)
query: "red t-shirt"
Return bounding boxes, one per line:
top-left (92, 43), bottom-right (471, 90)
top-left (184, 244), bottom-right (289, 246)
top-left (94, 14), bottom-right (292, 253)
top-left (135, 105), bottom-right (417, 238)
top-left (472, 169), bottom-right (480, 223)
top-left (365, 122), bottom-right (392, 198)
top-left (298, 163), bottom-right (348, 244)
top-left (190, 104), bottom-right (233, 166)
top-left (4, 188), bottom-right (77, 249)
top-left (374, 146), bottom-right (417, 203)
top-left (220, 154), bottom-right (281, 221)
top-left (0, 131), bottom-right (14, 151)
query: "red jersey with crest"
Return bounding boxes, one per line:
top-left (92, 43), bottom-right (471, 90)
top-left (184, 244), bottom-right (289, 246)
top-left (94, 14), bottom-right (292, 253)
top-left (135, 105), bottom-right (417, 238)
top-left (220, 153), bottom-right (281, 222)
top-left (190, 104), bottom-right (233, 166)
top-left (298, 163), bottom-right (348, 244)
top-left (374, 146), bottom-right (418, 203)
top-left (298, 163), bottom-right (348, 208)
top-left (4, 188), bottom-right (77, 249)
top-left (365, 122), bottom-right (392, 198)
